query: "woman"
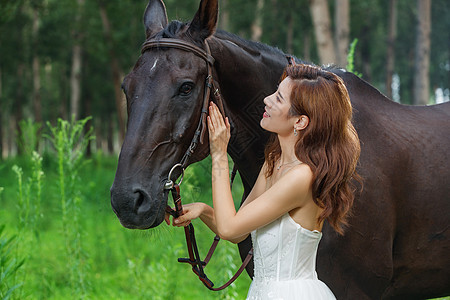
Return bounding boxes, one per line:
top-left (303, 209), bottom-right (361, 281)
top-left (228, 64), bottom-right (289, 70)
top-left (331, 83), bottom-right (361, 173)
top-left (165, 64), bottom-right (361, 299)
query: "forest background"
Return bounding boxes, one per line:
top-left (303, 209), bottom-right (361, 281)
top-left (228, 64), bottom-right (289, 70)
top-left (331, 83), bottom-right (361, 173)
top-left (0, 0), bottom-right (449, 299)
top-left (0, 0), bottom-right (449, 157)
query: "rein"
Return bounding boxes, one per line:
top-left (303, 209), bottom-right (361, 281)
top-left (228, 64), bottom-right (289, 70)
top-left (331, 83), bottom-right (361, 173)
top-left (141, 38), bottom-right (252, 291)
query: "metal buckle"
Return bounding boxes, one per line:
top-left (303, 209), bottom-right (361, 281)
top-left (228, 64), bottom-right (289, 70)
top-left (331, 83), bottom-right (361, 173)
top-left (164, 163), bottom-right (184, 190)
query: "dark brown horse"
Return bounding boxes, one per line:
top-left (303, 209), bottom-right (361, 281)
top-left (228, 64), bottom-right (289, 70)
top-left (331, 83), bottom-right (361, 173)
top-left (110, 0), bottom-right (450, 298)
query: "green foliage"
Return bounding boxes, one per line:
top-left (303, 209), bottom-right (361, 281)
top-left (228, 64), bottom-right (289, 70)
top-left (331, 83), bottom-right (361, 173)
top-left (17, 118), bottom-right (42, 162)
top-left (346, 39), bottom-right (362, 77)
top-left (45, 117), bottom-right (95, 298)
top-left (0, 225), bottom-right (24, 300)
top-left (1, 123), bottom-right (446, 299)
top-left (0, 151), bottom-right (250, 299)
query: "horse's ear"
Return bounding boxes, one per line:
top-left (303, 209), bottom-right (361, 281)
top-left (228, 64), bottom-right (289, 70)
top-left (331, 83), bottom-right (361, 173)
top-left (187, 0), bottom-right (218, 41)
top-left (143, 0), bottom-right (168, 39)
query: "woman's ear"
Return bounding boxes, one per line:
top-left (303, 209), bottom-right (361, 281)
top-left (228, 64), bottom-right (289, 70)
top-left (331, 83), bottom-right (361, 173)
top-left (295, 115), bottom-right (309, 131)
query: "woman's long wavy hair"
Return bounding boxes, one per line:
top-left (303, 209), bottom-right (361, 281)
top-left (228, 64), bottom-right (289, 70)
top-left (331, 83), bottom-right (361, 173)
top-left (264, 64), bottom-right (361, 235)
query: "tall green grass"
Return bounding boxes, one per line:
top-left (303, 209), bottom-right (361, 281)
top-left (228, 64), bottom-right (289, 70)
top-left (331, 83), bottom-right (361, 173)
top-left (46, 117), bottom-right (94, 298)
top-left (4, 117), bottom-right (446, 300)
top-left (0, 224), bottom-right (24, 300)
top-left (0, 118), bottom-right (250, 299)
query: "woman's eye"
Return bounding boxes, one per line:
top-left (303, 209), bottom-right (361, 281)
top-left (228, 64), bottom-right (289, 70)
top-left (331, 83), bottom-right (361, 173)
top-left (179, 83), bottom-right (193, 96)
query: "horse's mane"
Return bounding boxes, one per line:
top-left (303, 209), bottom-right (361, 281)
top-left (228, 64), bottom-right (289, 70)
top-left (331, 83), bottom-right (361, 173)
top-left (214, 30), bottom-right (285, 56)
top-left (155, 20), bottom-right (343, 74)
top-left (214, 30), bottom-right (344, 73)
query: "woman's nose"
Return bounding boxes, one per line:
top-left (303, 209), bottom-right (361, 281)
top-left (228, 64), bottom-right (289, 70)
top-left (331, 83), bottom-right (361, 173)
top-left (264, 96), bottom-right (272, 107)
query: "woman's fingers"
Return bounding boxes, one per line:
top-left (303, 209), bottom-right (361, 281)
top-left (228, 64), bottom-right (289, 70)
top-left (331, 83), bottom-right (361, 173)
top-left (164, 212), bottom-right (171, 225)
top-left (209, 102), bottom-right (225, 128)
top-left (209, 103), bottom-right (219, 128)
top-left (173, 214), bottom-right (192, 227)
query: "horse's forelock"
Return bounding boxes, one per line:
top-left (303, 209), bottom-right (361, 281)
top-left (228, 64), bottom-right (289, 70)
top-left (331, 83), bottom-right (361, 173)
top-left (151, 20), bottom-right (206, 48)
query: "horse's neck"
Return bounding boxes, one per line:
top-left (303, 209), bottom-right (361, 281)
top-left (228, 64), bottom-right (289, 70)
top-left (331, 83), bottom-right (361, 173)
top-left (209, 34), bottom-right (287, 191)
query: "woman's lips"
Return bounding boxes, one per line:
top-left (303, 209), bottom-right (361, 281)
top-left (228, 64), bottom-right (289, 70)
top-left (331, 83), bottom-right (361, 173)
top-left (263, 111), bottom-right (270, 118)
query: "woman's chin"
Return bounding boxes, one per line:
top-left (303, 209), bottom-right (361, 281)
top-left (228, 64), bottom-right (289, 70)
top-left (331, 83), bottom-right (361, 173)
top-left (260, 120), bottom-right (274, 133)
top-left (260, 118), bottom-right (267, 129)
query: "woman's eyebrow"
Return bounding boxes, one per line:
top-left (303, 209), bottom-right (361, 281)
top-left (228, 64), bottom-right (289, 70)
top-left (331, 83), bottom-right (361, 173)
top-left (277, 91), bottom-right (285, 101)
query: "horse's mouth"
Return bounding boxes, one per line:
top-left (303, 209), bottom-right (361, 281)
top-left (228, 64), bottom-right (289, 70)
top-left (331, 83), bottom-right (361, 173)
top-left (111, 190), bottom-right (167, 230)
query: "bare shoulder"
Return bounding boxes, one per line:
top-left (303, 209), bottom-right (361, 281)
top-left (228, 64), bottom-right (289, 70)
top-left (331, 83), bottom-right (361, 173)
top-left (283, 163), bottom-right (314, 186)
top-left (266, 163), bottom-right (314, 207)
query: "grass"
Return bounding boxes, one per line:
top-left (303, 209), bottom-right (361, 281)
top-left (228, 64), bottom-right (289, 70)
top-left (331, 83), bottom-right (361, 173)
top-left (0, 152), bottom-right (251, 299)
top-left (1, 117), bottom-right (448, 299)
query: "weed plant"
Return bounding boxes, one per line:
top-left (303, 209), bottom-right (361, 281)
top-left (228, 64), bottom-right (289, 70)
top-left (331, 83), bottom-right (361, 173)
top-left (0, 225), bottom-right (24, 300)
top-left (18, 119), bottom-right (42, 157)
top-left (45, 117), bottom-right (94, 298)
top-left (2, 117), bottom-right (448, 299)
top-left (346, 38), bottom-right (362, 77)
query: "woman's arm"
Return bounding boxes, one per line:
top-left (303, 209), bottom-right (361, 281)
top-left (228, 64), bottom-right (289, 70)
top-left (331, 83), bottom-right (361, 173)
top-left (208, 102), bottom-right (313, 241)
top-left (170, 202), bottom-right (249, 244)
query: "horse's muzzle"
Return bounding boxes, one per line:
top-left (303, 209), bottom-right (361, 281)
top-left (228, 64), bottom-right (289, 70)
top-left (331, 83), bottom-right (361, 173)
top-left (110, 186), bottom-right (164, 229)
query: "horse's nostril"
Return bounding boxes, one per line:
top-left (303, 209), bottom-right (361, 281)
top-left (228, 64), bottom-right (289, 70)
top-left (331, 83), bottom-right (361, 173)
top-left (134, 191), bottom-right (144, 211)
top-left (134, 190), bottom-right (152, 215)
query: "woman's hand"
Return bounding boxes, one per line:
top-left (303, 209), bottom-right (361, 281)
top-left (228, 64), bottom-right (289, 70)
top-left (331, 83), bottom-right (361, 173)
top-left (164, 202), bottom-right (205, 227)
top-left (207, 102), bottom-right (231, 159)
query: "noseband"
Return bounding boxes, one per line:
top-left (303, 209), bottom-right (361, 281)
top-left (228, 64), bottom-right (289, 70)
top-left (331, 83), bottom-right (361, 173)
top-left (140, 38), bottom-right (251, 291)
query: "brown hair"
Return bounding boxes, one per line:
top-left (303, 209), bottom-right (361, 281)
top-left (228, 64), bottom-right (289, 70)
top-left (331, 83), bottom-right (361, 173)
top-left (264, 64), bottom-right (361, 235)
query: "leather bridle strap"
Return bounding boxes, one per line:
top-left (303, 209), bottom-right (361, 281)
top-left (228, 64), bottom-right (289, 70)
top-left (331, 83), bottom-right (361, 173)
top-left (166, 182), bottom-right (253, 291)
top-left (141, 39), bottom-right (215, 65)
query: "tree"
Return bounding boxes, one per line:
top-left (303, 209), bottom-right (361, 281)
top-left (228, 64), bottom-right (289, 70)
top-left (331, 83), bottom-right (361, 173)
top-left (32, 3), bottom-right (42, 126)
top-left (70, 0), bottom-right (85, 120)
top-left (413, 0), bottom-right (431, 105)
top-left (251, 0), bottom-right (264, 41)
top-left (335, 0), bottom-right (350, 67)
top-left (98, 0), bottom-right (126, 143)
top-left (219, 0), bottom-right (230, 31)
top-left (385, 0), bottom-right (397, 99)
top-left (309, 0), bottom-right (336, 65)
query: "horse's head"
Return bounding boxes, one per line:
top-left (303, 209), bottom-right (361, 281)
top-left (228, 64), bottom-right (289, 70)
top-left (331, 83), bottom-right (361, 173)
top-left (111, 0), bottom-right (219, 229)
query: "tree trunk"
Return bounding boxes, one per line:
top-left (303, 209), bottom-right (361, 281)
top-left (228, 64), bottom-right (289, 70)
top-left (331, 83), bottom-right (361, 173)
top-left (14, 64), bottom-right (25, 156)
top-left (270, 0), bottom-right (279, 45)
top-left (303, 33), bottom-right (311, 63)
top-left (413, 0), bottom-right (431, 105)
top-left (286, 10), bottom-right (294, 54)
top-left (84, 93), bottom-right (93, 157)
top-left (0, 66), bottom-right (3, 159)
top-left (385, 0), bottom-right (397, 99)
top-left (70, 0), bottom-right (84, 120)
top-left (219, 0), bottom-right (230, 31)
top-left (251, 0), bottom-right (264, 41)
top-left (98, 1), bottom-right (125, 142)
top-left (309, 0), bottom-right (336, 65)
top-left (107, 118), bottom-right (114, 154)
top-left (335, 0), bottom-right (350, 67)
top-left (32, 7), bottom-right (42, 125)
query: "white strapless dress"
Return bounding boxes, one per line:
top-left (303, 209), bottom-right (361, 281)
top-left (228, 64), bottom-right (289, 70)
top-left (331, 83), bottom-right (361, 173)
top-left (246, 213), bottom-right (336, 300)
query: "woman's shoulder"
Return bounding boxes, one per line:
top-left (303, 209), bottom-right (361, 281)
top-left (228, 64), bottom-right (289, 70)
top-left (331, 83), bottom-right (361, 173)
top-left (269, 163), bottom-right (314, 197)
top-left (285, 162), bottom-right (313, 182)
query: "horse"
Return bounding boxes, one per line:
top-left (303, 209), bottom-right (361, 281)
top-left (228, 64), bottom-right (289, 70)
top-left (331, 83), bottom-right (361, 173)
top-left (110, 0), bottom-right (450, 298)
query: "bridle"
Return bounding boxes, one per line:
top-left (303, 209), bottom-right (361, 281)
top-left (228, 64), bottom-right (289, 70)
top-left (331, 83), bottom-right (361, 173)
top-left (140, 37), bottom-right (252, 291)
top-left (141, 38), bottom-right (225, 169)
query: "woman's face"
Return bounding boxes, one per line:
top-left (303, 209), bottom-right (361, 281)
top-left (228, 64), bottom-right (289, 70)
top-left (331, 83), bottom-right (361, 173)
top-left (260, 77), bottom-right (297, 136)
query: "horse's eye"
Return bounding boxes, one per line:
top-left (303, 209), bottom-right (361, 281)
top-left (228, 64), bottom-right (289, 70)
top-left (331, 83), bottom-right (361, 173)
top-left (179, 83), bottom-right (194, 96)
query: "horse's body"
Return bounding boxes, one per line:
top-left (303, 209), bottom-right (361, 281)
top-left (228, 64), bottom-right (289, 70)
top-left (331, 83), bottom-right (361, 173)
top-left (111, 0), bottom-right (450, 298)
